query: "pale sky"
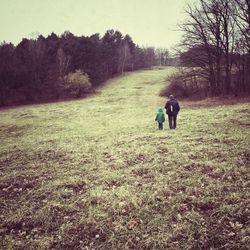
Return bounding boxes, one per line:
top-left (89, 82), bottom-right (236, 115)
top-left (0, 0), bottom-right (192, 49)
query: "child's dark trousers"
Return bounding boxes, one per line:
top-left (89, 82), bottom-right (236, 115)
top-left (158, 122), bottom-right (163, 130)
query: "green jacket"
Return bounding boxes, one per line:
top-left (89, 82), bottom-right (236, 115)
top-left (155, 108), bottom-right (165, 123)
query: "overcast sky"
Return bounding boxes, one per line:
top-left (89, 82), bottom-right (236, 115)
top-left (0, 0), bottom-right (192, 49)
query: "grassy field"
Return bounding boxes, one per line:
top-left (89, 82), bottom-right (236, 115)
top-left (0, 67), bottom-right (250, 249)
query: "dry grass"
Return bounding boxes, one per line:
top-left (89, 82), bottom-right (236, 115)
top-left (182, 96), bottom-right (250, 108)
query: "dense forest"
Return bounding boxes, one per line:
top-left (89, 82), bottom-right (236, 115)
top-left (0, 30), bottom-right (170, 106)
top-left (174, 0), bottom-right (250, 98)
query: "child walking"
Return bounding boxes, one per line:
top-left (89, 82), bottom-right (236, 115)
top-left (155, 108), bottom-right (165, 130)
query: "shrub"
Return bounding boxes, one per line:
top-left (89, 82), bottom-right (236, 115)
top-left (160, 70), bottom-right (209, 99)
top-left (160, 73), bottom-right (190, 98)
top-left (63, 70), bottom-right (92, 98)
top-left (160, 80), bottom-right (188, 98)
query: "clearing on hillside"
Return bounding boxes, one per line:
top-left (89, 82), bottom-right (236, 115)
top-left (0, 68), bottom-right (249, 249)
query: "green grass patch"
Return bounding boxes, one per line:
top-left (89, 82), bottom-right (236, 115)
top-left (0, 67), bottom-right (249, 249)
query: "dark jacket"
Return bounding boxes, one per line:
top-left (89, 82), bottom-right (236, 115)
top-left (165, 98), bottom-right (180, 115)
top-left (155, 108), bottom-right (165, 123)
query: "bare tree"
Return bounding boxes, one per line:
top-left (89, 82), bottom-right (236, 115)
top-left (179, 0), bottom-right (238, 96)
top-left (218, 0), bottom-right (237, 94)
top-left (28, 36), bottom-right (46, 85)
top-left (180, 2), bottom-right (217, 95)
top-left (57, 47), bottom-right (71, 80)
top-left (119, 40), bottom-right (131, 74)
top-left (234, 0), bottom-right (250, 93)
top-left (156, 48), bottom-right (169, 66)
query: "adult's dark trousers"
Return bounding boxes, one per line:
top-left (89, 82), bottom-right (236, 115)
top-left (168, 114), bottom-right (177, 129)
top-left (158, 122), bottom-right (163, 130)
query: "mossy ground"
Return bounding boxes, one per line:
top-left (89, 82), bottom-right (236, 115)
top-left (0, 68), bottom-right (249, 249)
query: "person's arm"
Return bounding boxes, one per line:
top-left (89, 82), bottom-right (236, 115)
top-left (176, 102), bottom-right (180, 112)
top-left (162, 113), bottom-right (165, 122)
top-left (165, 101), bottom-right (169, 111)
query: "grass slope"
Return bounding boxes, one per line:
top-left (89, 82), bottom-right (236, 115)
top-left (0, 67), bottom-right (250, 249)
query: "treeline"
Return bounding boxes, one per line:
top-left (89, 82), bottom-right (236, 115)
top-left (175, 0), bottom-right (250, 97)
top-left (0, 30), bottom-right (165, 106)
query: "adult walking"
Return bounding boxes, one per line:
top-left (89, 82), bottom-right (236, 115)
top-left (164, 95), bottom-right (180, 129)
